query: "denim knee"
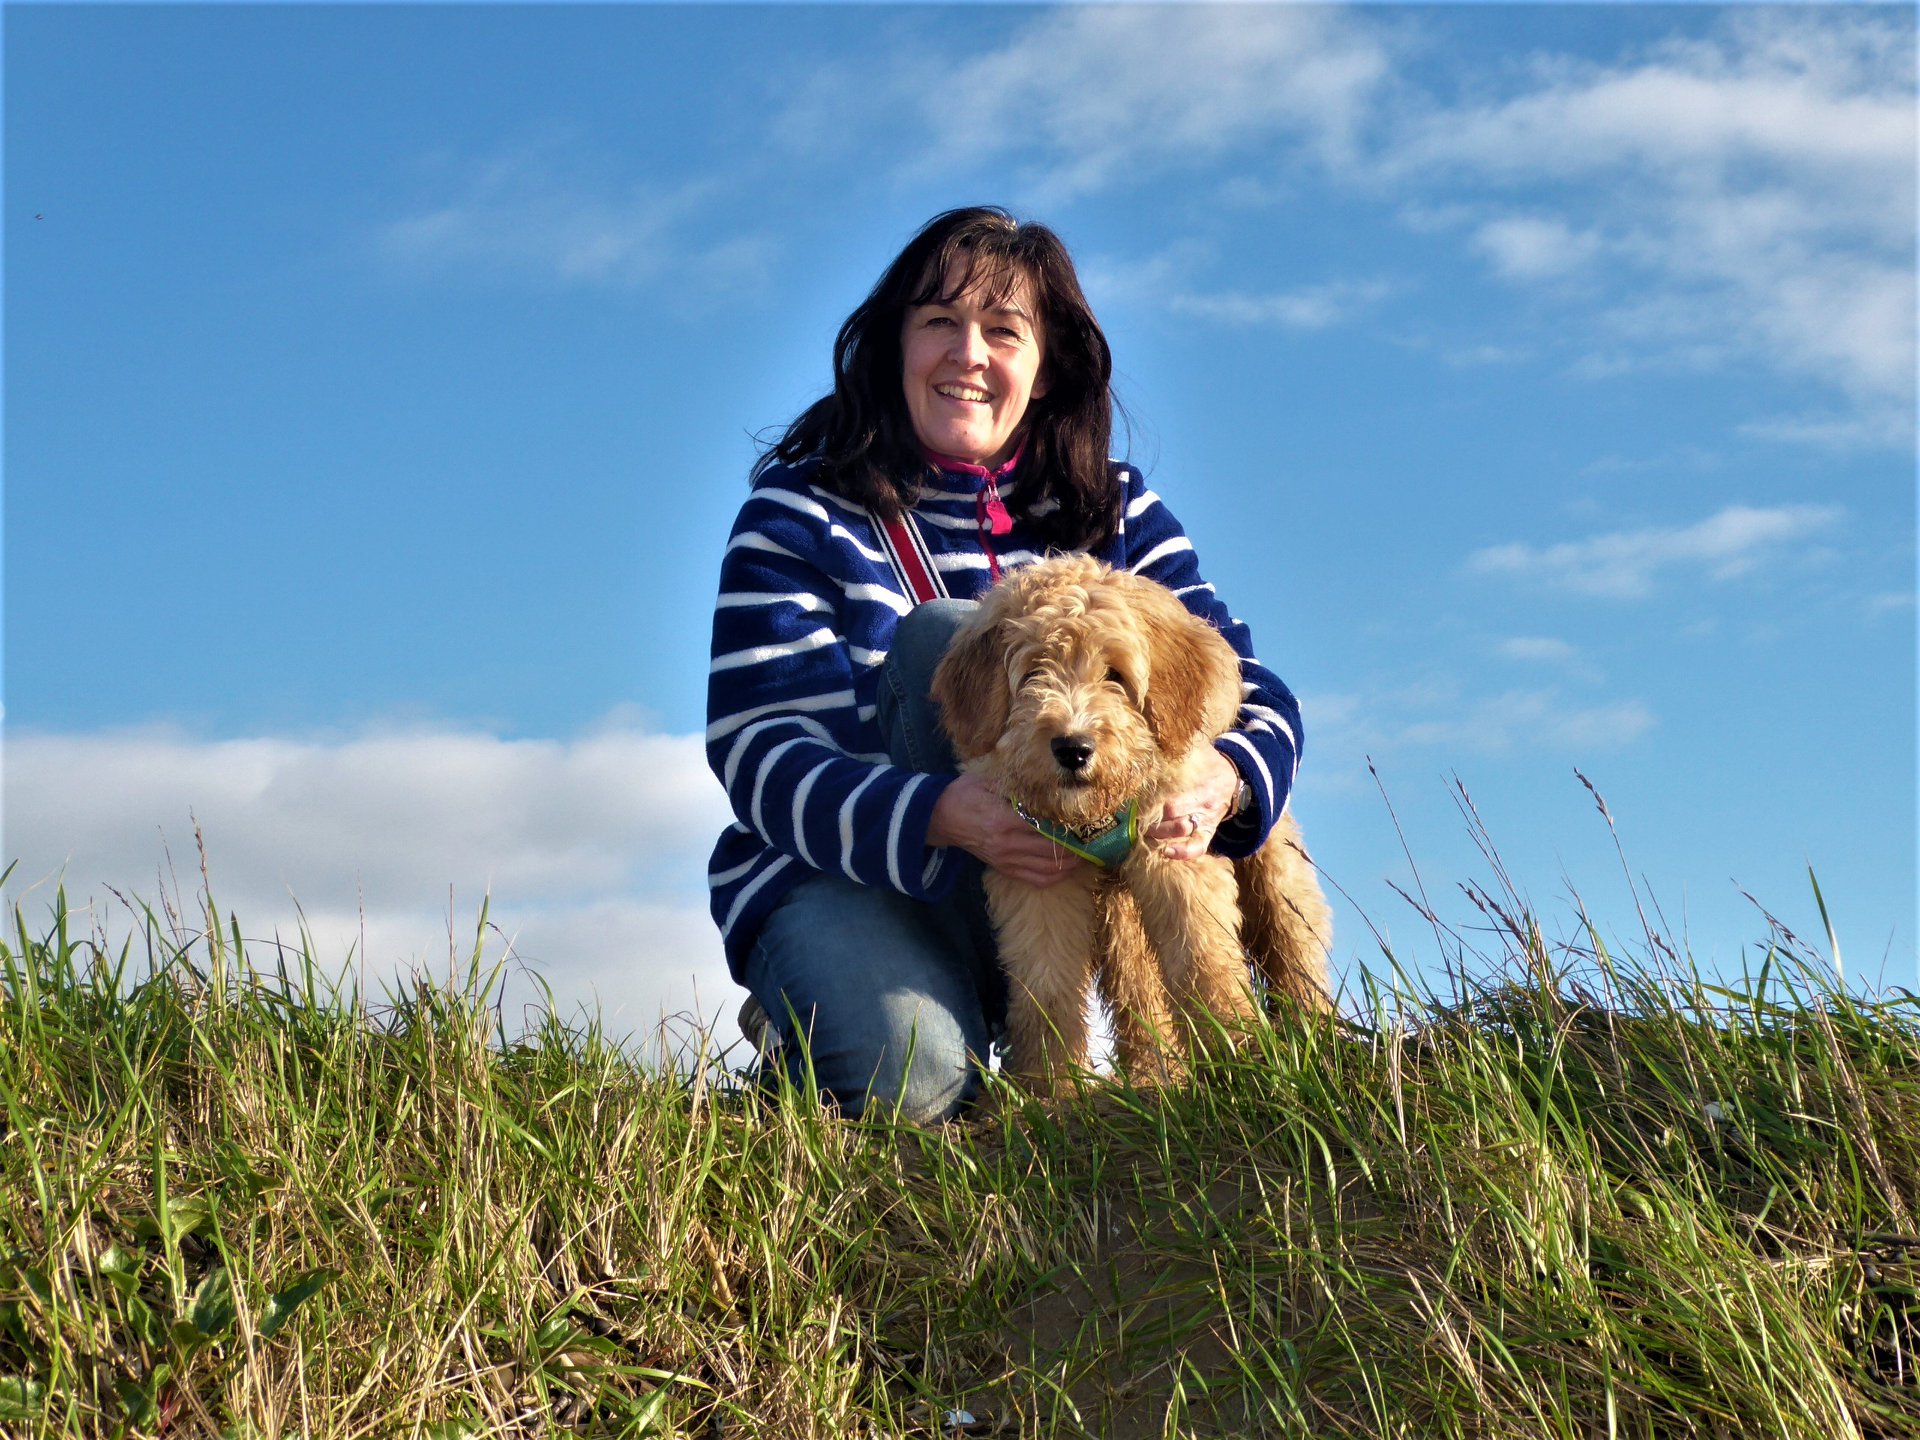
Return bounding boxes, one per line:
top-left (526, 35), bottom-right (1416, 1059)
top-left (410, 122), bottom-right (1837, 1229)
top-left (834, 991), bottom-right (981, 1123)
top-left (758, 976), bottom-right (986, 1125)
top-left (743, 871), bottom-right (997, 1124)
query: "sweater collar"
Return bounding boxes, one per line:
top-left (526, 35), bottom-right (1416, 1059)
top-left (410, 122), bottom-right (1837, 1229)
top-left (918, 440), bottom-right (1026, 489)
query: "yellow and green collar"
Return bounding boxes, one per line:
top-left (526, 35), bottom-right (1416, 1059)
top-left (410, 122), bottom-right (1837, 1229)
top-left (1011, 796), bottom-right (1141, 869)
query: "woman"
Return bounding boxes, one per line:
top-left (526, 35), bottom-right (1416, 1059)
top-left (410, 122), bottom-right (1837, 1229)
top-left (707, 207), bottom-right (1303, 1122)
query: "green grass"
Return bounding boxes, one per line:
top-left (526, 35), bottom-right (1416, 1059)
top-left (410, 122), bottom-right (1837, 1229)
top-left (2, 867), bottom-right (1916, 1438)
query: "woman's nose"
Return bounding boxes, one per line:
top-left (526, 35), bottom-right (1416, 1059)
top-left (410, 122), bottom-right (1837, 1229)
top-left (951, 323), bottom-right (988, 365)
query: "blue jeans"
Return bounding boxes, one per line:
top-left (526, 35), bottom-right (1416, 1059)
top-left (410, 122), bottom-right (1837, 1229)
top-left (741, 600), bottom-right (1005, 1123)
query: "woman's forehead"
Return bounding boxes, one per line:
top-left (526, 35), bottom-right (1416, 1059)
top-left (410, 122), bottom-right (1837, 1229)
top-left (915, 251), bottom-right (1039, 313)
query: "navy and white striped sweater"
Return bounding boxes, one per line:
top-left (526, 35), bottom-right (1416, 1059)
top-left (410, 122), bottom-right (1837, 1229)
top-left (705, 455), bottom-right (1304, 977)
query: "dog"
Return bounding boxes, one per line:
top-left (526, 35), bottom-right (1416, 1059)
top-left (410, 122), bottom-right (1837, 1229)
top-left (931, 554), bottom-right (1333, 1093)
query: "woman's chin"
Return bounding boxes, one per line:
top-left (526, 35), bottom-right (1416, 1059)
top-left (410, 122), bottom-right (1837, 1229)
top-left (920, 424), bottom-right (1000, 466)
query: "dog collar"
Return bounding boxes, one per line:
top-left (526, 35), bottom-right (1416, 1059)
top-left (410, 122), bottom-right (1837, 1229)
top-left (1011, 797), bottom-right (1141, 869)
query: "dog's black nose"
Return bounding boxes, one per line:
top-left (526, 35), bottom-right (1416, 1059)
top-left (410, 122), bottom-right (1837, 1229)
top-left (1051, 736), bottom-right (1094, 772)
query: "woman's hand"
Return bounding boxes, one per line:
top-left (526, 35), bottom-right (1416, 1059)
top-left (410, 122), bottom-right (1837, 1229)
top-left (928, 773), bottom-right (1090, 889)
top-left (1145, 748), bottom-right (1241, 862)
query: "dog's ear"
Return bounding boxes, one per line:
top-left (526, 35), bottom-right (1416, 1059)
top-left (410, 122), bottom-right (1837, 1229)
top-left (1138, 585), bottom-right (1242, 751)
top-left (931, 616), bottom-right (1012, 762)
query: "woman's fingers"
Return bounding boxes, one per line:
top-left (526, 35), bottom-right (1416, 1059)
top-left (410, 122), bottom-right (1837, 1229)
top-left (1145, 797), bottom-right (1223, 860)
top-left (978, 805), bottom-right (1085, 887)
top-left (1144, 750), bottom-right (1241, 861)
top-left (928, 773), bottom-right (1088, 887)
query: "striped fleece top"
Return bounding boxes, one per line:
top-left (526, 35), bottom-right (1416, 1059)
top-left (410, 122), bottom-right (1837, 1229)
top-left (705, 454), bottom-right (1304, 977)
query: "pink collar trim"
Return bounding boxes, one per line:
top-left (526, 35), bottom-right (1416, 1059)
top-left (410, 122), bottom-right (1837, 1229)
top-left (919, 440), bottom-right (1026, 483)
top-left (917, 442), bottom-right (1020, 584)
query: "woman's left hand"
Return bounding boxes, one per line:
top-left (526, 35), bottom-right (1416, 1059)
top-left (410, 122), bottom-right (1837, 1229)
top-left (1145, 748), bottom-right (1241, 862)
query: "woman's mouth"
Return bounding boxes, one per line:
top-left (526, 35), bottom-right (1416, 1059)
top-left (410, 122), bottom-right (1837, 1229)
top-left (935, 382), bottom-right (992, 404)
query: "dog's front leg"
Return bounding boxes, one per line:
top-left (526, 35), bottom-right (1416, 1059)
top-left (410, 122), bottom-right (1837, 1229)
top-left (1094, 886), bottom-right (1182, 1084)
top-left (1124, 852), bottom-right (1257, 1052)
top-left (984, 867), bottom-right (1099, 1096)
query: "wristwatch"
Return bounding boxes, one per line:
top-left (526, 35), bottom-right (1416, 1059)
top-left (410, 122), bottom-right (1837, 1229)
top-left (1230, 777), bottom-right (1254, 821)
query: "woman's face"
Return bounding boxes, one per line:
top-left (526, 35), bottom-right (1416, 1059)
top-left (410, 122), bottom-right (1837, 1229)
top-left (900, 261), bottom-right (1048, 469)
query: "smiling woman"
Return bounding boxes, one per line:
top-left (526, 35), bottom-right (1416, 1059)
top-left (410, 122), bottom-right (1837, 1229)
top-left (899, 267), bottom-right (1048, 469)
top-left (704, 206), bottom-right (1307, 1123)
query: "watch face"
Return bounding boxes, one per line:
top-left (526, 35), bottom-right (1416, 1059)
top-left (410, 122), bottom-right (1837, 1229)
top-left (1235, 779), bottom-right (1254, 817)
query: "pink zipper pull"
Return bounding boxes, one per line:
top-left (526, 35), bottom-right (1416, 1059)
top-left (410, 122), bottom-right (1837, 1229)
top-left (977, 478), bottom-right (1011, 581)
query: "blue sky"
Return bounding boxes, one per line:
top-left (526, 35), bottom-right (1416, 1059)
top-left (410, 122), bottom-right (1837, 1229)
top-left (6, 3), bottom-right (1914, 1041)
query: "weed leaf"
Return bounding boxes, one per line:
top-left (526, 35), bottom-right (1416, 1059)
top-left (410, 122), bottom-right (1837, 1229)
top-left (259, 1268), bottom-right (338, 1339)
top-left (189, 1267), bottom-right (238, 1338)
top-left (0, 1374), bottom-right (47, 1420)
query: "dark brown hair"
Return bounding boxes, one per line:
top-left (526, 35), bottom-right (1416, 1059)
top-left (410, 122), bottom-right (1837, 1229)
top-left (757, 206), bottom-right (1122, 550)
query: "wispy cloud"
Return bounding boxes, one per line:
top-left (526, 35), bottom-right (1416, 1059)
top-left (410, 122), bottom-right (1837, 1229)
top-left (377, 138), bottom-right (769, 291)
top-left (1467, 503), bottom-right (1844, 600)
top-left (1495, 635), bottom-right (1604, 685)
top-left (1306, 680), bottom-right (1655, 784)
top-left (814, 8), bottom-right (1910, 444)
top-left (1171, 278), bottom-right (1395, 331)
top-left (1387, 10), bottom-right (1915, 437)
top-left (1083, 247), bottom-right (1394, 333)
top-left (1497, 636), bottom-right (1577, 665)
top-left (1394, 12), bottom-right (1909, 186)
top-left (4, 721), bottom-right (739, 1045)
top-left (1738, 411), bottom-right (1907, 452)
top-left (909, 6), bottom-right (1393, 203)
top-left (1443, 342), bottom-right (1533, 369)
top-left (1579, 446), bottom-right (1723, 478)
top-left (1471, 216), bottom-right (1606, 283)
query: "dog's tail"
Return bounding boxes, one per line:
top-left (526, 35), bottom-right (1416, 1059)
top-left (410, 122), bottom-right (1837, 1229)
top-left (1235, 811), bottom-right (1336, 1015)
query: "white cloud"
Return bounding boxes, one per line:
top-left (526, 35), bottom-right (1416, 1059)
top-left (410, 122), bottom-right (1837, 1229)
top-left (378, 139), bottom-right (769, 291)
top-left (1387, 11), bottom-right (1915, 434)
top-left (1495, 636), bottom-right (1604, 685)
top-left (1867, 592), bottom-right (1917, 618)
top-left (1443, 342), bottom-right (1533, 369)
top-left (1580, 445), bottom-right (1723, 477)
top-left (1738, 407), bottom-right (1911, 453)
top-left (1467, 503), bottom-right (1844, 600)
top-left (1170, 278), bottom-right (1395, 331)
top-left (905, 6), bottom-right (1394, 202)
top-left (1084, 246), bottom-right (1394, 333)
top-left (3, 721), bottom-right (744, 1053)
top-left (1472, 216), bottom-right (1606, 283)
top-left (846, 8), bottom-right (1911, 442)
top-left (1395, 13), bottom-right (1910, 189)
top-left (1497, 636), bottom-right (1578, 665)
top-left (1399, 690), bottom-right (1655, 755)
top-left (1305, 680), bottom-right (1655, 784)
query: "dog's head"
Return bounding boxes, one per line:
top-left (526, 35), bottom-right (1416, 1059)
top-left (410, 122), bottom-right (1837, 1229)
top-left (931, 555), bottom-right (1242, 822)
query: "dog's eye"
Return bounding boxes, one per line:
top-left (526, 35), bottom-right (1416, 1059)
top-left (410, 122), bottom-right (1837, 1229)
top-left (1020, 666), bottom-right (1043, 688)
top-left (1105, 667), bottom-right (1126, 687)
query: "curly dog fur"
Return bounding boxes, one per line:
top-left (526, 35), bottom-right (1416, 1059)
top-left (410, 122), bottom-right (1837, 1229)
top-left (931, 555), bottom-right (1333, 1092)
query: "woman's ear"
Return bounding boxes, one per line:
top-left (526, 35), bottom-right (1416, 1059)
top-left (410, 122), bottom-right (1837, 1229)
top-left (931, 617), bottom-right (1012, 762)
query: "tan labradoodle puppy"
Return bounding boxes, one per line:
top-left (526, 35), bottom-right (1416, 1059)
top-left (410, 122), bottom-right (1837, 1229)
top-left (932, 555), bottom-right (1332, 1093)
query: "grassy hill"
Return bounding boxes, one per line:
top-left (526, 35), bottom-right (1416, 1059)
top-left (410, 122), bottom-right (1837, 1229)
top-left (2, 877), bottom-right (1916, 1438)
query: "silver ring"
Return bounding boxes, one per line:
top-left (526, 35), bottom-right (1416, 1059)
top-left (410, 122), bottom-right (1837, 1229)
top-left (1187, 811), bottom-right (1203, 832)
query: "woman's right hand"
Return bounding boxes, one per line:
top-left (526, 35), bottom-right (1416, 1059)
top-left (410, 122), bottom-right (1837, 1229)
top-left (928, 773), bottom-right (1089, 889)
